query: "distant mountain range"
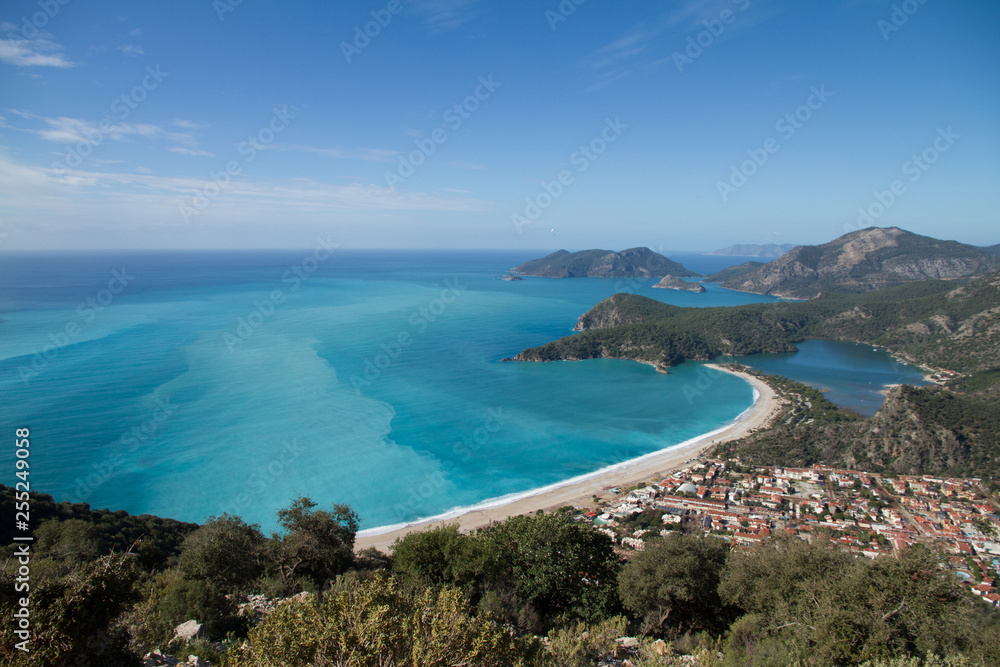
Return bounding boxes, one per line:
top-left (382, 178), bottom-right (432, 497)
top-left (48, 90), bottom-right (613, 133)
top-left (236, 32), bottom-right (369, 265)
top-left (981, 243), bottom-right (1000, 257)
top-left (513, 248), bottom-right (697, 278)
top-left (705, 243), bottom-right (799, 258)
top-left (716, 227), bottom-right (998, 299)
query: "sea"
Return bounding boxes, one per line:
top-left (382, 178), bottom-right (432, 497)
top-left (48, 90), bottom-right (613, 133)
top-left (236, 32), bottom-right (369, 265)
top-left (0, 250), bottom-right (926, 532)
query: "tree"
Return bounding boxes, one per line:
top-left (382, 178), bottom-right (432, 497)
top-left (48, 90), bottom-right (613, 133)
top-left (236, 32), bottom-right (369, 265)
top-left (34, 518), bottom-right (102, 564)
top-left (391, 524), bottom-right (485, 591)
top-left (178, 513), bottom-right (267, 593)
top-left (719, 537), bottom-right (995, 665)
top-left (618, 533), bottom-right (734, 637)
top-left (275, 497), bottom-right (359, 591)
top-left (477, 513), bottom-right (622, 630)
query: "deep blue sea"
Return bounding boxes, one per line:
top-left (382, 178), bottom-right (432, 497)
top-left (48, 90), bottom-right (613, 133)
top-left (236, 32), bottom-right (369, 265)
top-left (0, 251), bottom-right (924, 531)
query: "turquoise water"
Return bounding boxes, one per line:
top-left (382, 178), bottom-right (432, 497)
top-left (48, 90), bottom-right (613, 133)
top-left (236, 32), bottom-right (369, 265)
top-left (0, 251), bottom-right (922, 531)
top-left (732, 339), bottom-right (928, 416)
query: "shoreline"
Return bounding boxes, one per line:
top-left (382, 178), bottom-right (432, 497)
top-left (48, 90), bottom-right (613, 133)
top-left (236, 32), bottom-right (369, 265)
top-left (354, 363), bottom-right (781, 552)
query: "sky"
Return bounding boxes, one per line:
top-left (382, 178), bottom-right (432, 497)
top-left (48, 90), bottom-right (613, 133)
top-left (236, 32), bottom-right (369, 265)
top-left (0, 0), bottom-right (997, 252)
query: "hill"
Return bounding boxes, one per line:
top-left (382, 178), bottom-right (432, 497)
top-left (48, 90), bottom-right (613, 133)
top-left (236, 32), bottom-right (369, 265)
top-left (713, 375), bottom-right (1000, 481)
top-left (701, 260), bottom-right (764, 283)
top-left (718, 227), bottom-right (998, 299)
top-left (515, 270), bottom-right (1000, 378)
top-left (513, 247), bottom-right (697, 278)
top-left (705, 243), bottom-right (798, 257)
top-left (981, 243), bottom-right (1000, 257)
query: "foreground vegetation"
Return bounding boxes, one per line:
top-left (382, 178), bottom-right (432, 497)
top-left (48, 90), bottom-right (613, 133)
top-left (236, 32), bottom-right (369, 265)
top-left (2, 486), bottom-right (999, 666)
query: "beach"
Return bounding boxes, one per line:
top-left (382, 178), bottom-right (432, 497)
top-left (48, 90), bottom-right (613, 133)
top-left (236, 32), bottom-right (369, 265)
top-left (354, 363), bottom-right (781, 552)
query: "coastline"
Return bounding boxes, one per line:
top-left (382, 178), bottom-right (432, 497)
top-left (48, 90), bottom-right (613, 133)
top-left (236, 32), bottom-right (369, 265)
top-left (354, 363), bottom-right (781, 552)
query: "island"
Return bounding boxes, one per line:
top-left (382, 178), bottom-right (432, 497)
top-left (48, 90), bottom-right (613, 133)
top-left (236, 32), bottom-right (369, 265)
top-left (513, 247), bottom-right (697, 278)
top-left (652, 275), bottom-right (706, 293)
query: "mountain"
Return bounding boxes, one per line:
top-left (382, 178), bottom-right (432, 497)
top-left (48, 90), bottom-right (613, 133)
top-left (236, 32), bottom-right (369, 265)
top-left (981, 243), bottom-right (1000, 257)
top-left (653, 275), bottom-right (705, 293)
top-left (713, 379), bottom-right (1000, 480)
top-left (705, 243), bottom-right (799, 257)
top-left (515, 269), bottom-right (1000, 378)
top-left (513, 247), bottom-right (698, 278)
top-left (701, 261), bottom-right (764, 284)
top-left (718, 227), bottom-right (998, 299)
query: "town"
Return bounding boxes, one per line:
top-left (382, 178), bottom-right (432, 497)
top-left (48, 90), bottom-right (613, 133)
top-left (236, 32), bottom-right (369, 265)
top-left (573, 458), bottom-right (1000, 608)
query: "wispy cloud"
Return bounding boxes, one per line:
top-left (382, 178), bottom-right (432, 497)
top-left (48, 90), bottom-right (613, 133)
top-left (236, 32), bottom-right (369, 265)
top-left (412, 0), bottom-right (483, 32)
top-left (10, 111), bottom-right (206, 154)
top-left (172, 119), bottom-right (208, 130)
top-left (168, 147), bottom-right (215, 157)
top-left (586, 0), bottom-right (781, 89)
top-left (261, 143), bottom-right (400, 163)
top-left (0, 154), bottom-right (494, 227)
top-left (119, 44), bottom-right (144, 56)
top-left (0, 34), bottom-right (75, 68)
top-left (15, 112), bottom-right (164, 144)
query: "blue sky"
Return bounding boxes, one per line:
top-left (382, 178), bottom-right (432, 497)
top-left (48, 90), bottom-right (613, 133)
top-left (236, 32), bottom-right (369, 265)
top-left (1, 0), bottom-right (997, 251)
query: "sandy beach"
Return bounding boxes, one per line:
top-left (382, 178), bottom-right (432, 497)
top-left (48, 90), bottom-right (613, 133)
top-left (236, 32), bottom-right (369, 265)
top-left (355, 363), bottom-right (781, 552)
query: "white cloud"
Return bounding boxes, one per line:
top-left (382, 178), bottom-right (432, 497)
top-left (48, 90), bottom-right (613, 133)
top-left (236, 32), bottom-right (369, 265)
top-left (260, 143), bottom-right (400, 163)
top-left (172, 119), bottom-right (207, 130)
top-left (0, 35), bottom-right (75, 68)
top-left (26, 115), bottom-right (163, 144)
top-left (0, 154), bottom-right (494, 227)
top-left (119, 44), bottom-right (144, 56)
top-left (168, 147), bottom-right (215, 157)
top-left (10, 111), bottom-right (208, 156)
